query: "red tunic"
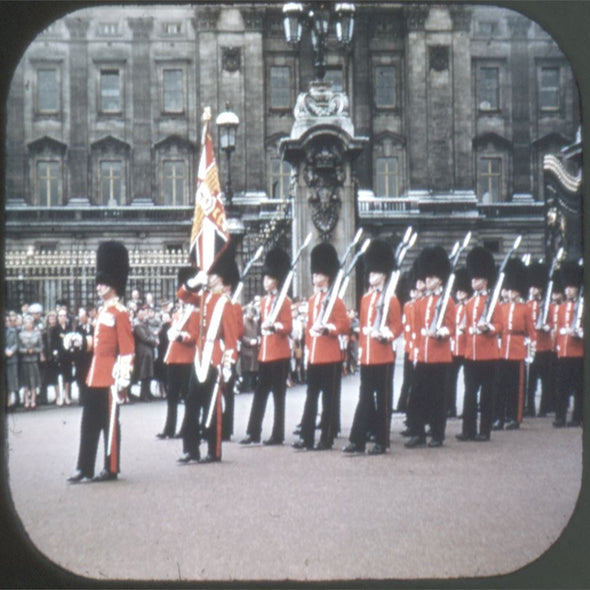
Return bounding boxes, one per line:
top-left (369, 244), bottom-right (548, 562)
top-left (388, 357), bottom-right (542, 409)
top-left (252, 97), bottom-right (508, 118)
top-left (463, 291), bottom-right (502, 361)
top-left (499, 301), bottom-right (535, 361)
top-left (555, 300), bottom-right (584, 359)
top-left (86, 299), bottom-right (135, 388)
top-left (305, 290), bottom-right (350, 365)
top-left (164, 306), bottom-right (199, 365)
top-left (415, 291), bottom-right (456, 364)
top-left (359, 288), bottom-right (402, 366)
top-left (402, 300), bottom-right (416, 357)
top-left (258, 292), bottom-right (293, 363)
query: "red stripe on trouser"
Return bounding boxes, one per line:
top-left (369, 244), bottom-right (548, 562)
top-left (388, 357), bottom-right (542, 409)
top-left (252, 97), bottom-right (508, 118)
top-left (517, 361), bottom-right (525, 423)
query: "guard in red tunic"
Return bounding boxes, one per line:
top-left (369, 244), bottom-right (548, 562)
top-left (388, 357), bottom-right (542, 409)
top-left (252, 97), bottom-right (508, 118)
top-left (405, 246), bottom-right (455, 448)
top-left (156, 267), bottom-right (198, 439)
top-left (525, 262), bottom-right (555, 417)
top-left (553, 259), bottom-right (583, 428)
top-left (343, 239), bottom-right (402, 455)
top-left (293, 243), bottom-right (350, 451)
top-left (68, 241), bottom-right (134, 483)
top-left (176, 248), bottom-right (239, 463)
top-left (493, 258), bottom-right (535, 430)
top-left (445, 267), bottom-right (471, 418)
top-left (241, 247), bottom-right (293, 446)
top-left (456, 246), bottom-right (501, 442)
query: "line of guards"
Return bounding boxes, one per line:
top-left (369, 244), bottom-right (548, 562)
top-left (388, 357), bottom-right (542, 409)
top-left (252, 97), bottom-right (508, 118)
top-left (67, 234), bottom-right (583, 483)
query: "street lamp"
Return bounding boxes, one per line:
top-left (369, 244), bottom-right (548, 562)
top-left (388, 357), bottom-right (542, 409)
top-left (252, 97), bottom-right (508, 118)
top-left (216, 102), bottom-right (239, 209)
top-left (282, 2), bottom-right (355, 81)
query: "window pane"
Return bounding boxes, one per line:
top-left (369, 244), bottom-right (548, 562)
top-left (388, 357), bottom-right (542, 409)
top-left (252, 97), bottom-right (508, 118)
top-left (376, 157), bottom-right (398, 197)
top-left (101, 70), bottom-right (120, 112)
top-left (478, 157), bottom-right (501, 203)
top-left (101, 161), bottom-right (122, 206)
top-left (540, 67), bottom-right (559, 110)
top-left (375, 66), bottom-right (395, 108)
top-left (270, 157), bottom-right (291, 198)
top-left (163, 69), bottom-right (183, 112)
top-left (479, 67), bottom-right (499, 110)
top-left (38, 69), bottom-right (58, 112)
top-left (38, 161), bottom-right (59, 206)
top-left (164, 160), bottom-right (185, 205)
top-left (270, 66), bottom-right (291, 109)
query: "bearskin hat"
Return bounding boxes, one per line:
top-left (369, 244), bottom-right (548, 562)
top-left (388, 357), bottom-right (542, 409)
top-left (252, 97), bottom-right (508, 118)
top-left (310, 242), bottom-right (340, 280)
top-left (454, 267), bottom-right (472, 296)
top-left (527, 262), bottom-right (548, 291)
top-left (419, 246), bottom-right (450, 283)
top-left (177, 266), bottom-right (195, 288)
top-left (412, 254), bottom-right (426, 283)
top-left (560, 259), bottom-right (583, 288)
top-left (503, 257), bottom-right (528, 295)
top-left (466, 246), bottom-right (496, 284)
top-left (262, 246), bottom-right (291, 286)
top-left (210, 243), bottom-right (240, 289)
top-left (95, 240), bottom-right (129, 296)
top-left (364, 238), bottom-right (395, 275)
top-left (395, 270), bottom-right (413, 307)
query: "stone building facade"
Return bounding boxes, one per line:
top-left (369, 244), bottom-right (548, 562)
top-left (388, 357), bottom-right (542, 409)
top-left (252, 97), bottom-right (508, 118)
top-left (4, 3), bottom-right (581, 309)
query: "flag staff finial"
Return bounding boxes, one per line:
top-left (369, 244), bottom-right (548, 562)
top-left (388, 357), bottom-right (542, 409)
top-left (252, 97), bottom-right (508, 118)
top-left (202, 106), bottom-right (212, 122)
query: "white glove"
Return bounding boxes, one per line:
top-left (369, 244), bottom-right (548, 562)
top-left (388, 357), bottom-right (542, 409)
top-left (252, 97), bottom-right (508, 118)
top-left (186, 270), bottom-right (208, 290)
top-left (167, 327), bottom-right (180, 342)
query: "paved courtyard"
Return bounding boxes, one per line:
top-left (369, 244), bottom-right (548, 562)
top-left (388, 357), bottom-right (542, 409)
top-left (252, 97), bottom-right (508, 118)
top-left (3, 369), bottom-right (586, 586)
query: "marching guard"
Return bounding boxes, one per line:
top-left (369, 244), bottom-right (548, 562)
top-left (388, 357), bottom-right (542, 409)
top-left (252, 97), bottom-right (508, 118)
top-left (241, 247), bottom-right (293, 446)
top-left (456, 246), bottom-right (501, 442)
top-left (553, 259), bottom-right (584, 428)
top-left (177, 248), bottom-right (238, 463)
top-left (493, 258), bottom-right (535, 430)
top-left (292, 243), bottom-right (350, 451)
top-left (343, 239), bottom-right (402, 455)
top-left (405, 246), bottom-right (455, 448)
top-left (68, 241), bottom-right (135, 483)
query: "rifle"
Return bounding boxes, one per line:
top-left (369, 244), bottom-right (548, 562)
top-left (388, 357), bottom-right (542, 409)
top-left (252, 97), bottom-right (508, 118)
top-left (374, 226), bottom-right (418, 332)
top-left (430, 231), bottom-right (472, 333)
top-left (231, 245), bottom-right (264, 305)
top-left (266, 232), bottom-right (312, 326)
top-left (337, 238), bottom-right (371, 300)
top-left (537, 247), bottom-right (564, 328)
top-left (570, 258), bottom-right (584, 334)
top-left (315, 228), bottom-right (364, 328)
top-left (480, 234), bottom-right (522, 326)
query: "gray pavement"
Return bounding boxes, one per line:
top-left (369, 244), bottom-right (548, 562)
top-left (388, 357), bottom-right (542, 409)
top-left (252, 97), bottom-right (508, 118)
top-left (5, 369), bottom-right (584, 584)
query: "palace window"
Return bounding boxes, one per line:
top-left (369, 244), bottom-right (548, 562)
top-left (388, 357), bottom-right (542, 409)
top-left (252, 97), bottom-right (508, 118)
top-left (269, 66), bottom-right (291, 109)
top-left (163, 160), bottom-right (186, 205)
top-left (270, 157), bottom-right (292, 199)
top-left (100, 69), bottom-right (121, 113)
top-left (324, 67), bottom-right (344, 92)
top-left (375, 65), bottom-right (396, 109)
top-left (477, 157), bottom-right (502, 203)
top-left (37, 68), bottom-right (59, 114)
top-left (37, 161), bottom-right (60, 207)
top-left (163, 68), bottom-right (184, 113)
top-left (376, 157), bottom-right (399, 197)
top-left (98, 22), bottom-right (120, 36)
top-left (539, 66), bottom-right (560, 111)
top-left (162, 22), bottom-right (182, 35)
top-left (478, 66), bottom-right (500, 111)
top-left (100, 160), bottom-right (122, 207)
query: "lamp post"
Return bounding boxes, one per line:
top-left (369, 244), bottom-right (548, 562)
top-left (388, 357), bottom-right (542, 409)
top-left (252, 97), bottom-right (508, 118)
top-left (282, 2), bottom-right (355, 81)
top-left (215, 102), bottom-right (239, 210)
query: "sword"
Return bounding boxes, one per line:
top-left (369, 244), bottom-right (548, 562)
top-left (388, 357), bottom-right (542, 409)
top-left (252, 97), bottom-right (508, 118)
top-left (205, 367), bottom-right (224, 429)
top-left (106, 363), bottom-right (121, 458)
top-left (538, 247), bottom-right (564, 328)
top-left (338, 238), bottom-right (371, 300)
top-left (232, 245), bottom-right (264, 305)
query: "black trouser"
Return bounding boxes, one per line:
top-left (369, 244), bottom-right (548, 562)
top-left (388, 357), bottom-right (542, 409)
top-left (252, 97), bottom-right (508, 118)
top-left (349, 363), bottom-right (394, 450)
top-left (461, 360), bottom-right (496, 438)
top-left (555, 357), bottom-right (583, 424)
top-left (182, 366), bottom-right (221, 460)
top-left (396, 353), bottom-right (413, 412)
top-left (526, 350), bottom-right (555, 415)
top-left (222, 366), bottom-right (237, 440)
top-left (445, 356), bottom-right (464, 417)
top-left (407, 362), bottom-right (449, 441)
top-left (495, 359), bottom-right (525, 424)
top-left (163, 363), bottom-right (191, 437)
top-left (76, 387), bottom-right (120, 477)
top-left (246, 359), bottom-right (290, 442)
top-left (300, 362), bottom-right (342, 448)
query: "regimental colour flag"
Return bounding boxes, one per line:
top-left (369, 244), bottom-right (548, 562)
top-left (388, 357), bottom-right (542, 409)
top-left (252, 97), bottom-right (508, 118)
top-left (190, 107), bottom-right (230, 271)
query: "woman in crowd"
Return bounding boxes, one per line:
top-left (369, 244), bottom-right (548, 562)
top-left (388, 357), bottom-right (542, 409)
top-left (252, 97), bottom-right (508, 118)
top-left (18, 315), bottom-right (43, 409)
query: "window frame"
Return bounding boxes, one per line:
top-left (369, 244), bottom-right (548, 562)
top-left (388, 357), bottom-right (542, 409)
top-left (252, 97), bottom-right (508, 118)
top-left (36, 159), bottom-right (61, 207)
top-left (477, 65), bottom-right (501, 113)
top-left (477, 156), bottom-right (503, 203)
top-left (269, 156), bottom-right (293, 199)
top-left (538, 64), bottom-right (561, 113)
top-left (161, 67), bottom-right (186, 115)
top-left (375, 156), bottom-right (400, 198)
top-left (35, 66), bottom-right (61, 116)
top-left (98, 67), bottom-right (123, 115)
top-left (269, 64), bottom-right (293, 111)
top-left (162, 159), bottom-right (188, 206)
top-left (99, 159), bottom-right (124, 207)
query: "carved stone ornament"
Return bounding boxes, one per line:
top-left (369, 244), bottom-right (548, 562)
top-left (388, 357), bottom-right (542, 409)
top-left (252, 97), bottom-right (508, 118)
top-left (303, 142), bottom-right (346, 239)
top-left (222, 47), bottom-right (241, 73)
top-left (429, 46), bottom-right (449, 72)
top-left (294, 80), bottom-right (349, 120)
